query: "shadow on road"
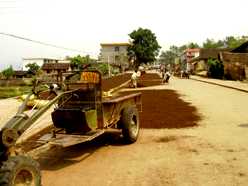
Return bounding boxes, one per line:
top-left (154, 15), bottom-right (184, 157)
top-left (238, 123), bottom-right (248, 128)
top-left (127, 89), bottom-right (202, 129)
top-left (37, 132), bottom-right (125, 171)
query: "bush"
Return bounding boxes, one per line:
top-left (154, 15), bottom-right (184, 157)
top-left (207, 58), bottom-right (224, 79)
top-left (95, 63), bottom-right (109, 76)
top-left (2, 66), bottom-right (14, 79)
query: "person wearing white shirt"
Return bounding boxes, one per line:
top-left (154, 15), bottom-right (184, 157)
top-left (131, 70), bottom-right (139, 88)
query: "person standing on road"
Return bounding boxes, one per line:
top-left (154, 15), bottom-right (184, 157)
top-left (165, 70), bottom-right (171, 83)
top-left (160, 65), bottom-right (166, 79)
top-left (162, 69), bottom-right (171, 83)
top-left (131, 70), bottom-right (139, 88)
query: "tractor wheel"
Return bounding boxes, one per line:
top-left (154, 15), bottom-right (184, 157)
top-left (121, 106), bottom-right (140, 143)
top-left (0, 155), bottom-right (41, 186)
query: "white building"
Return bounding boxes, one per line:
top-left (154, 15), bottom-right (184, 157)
top-left (99, 43), bottom-right (130, 65)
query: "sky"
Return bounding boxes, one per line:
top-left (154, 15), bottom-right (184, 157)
top-left (0, 0), bottom-right (247, 70)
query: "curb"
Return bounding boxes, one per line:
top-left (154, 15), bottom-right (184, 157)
top-left (190, 77), bottom-right (248, 93)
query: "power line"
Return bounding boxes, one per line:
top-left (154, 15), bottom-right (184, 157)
top-left (0, 32), bottom-right (96, 55)
top-left (0, 7), bottom-right (18, 8)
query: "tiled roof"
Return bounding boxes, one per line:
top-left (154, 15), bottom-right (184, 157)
top-left (189, 48), bottom-right (230, 63)
top-left (231, 41), bottom-right (248, 53)
top-left (14, 71), bottom-right (28, 76)
top-left (42, 63), bottom-right (70, 70)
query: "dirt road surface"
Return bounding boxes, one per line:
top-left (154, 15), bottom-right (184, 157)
top-left (1, 74), bottom-right (248, 186)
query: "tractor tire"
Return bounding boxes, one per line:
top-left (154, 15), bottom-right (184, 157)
top-left (121, 106), bottom-right (140, 143)
top-left (0, 155), bottom-right (41, 186)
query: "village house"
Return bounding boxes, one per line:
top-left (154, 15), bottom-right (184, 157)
top-left (99, 43), bottom-right (130, 70)
top-left (22, 58), bottom-right (59, 71)
top-left (189, 48), bottom-right (230, 73)
top-left (13, 70), bottom-right (28, 79)
top-left (219, 41), bottom-right (248, 80)
top-left (22, 57), bottom-right (72, 76)
top-left (180, 48), bottom-right (200, 72)
top-left (41, 63), bottom-right (71, 75)
top-left (187, 41), bottom-right (248, 80)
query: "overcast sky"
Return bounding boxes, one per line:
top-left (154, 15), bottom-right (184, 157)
top-left (0, 0), bottom-right (247, 70)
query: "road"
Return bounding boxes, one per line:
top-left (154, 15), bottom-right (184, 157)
top-left (1, 77), bottom-right (248, 186)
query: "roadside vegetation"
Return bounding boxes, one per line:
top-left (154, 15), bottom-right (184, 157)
top-left (0, 86), bottom-right (31, 99)
top-left (0, 64), bottom-right (35, 99)
top-left (68, 55), bottom-right (119, 77)
top-left (207, 58), bottom-right (224, 79)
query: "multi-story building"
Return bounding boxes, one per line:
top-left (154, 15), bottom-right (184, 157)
top-left (99, 43), bottom-right (130, 67)
top-left (181, 48), bottom-right (200, 72)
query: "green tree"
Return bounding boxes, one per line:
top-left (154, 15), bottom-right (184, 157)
top-left (159, 44), bottom-right (186, 65)
top-left (187, 42), bottom-right (200, 49)
top-left (207, 58), bottom-right (224, 79)
top-left (224, 36), bottom-right (248, 48)
top-left (203, 38), bottom-right (224, 48)
top-left (69, 55), bottom-right (95, 70)
top-left (159, 50), bottom-right (177, 65)
top-left (25, 63), bottom-right (40, 75)
top-left (169, 45), bottom-right (180, 55)
top-left (96, 63), bottom-right (109, 75)
top-left (179, 44), bottom-right (187, 52)
top-left (127, 28), bottom-right (161, 68)
top-left (2, 65), bottom-right (14, 79)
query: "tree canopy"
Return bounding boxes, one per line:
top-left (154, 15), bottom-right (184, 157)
top-left (207, 58), bottom-right (224, 79)
top-left (224, 36), bottom-right (248, 48)
top-left (2, 66), bottom-right (14, 79)
top-left (127, 28), bottom-right (161, 68)
top-left (25, 63), bottom-right (40, 75)
top-left (202, 39), bottom-right (224, 49)
top-left (69, 55), bottom-right (96, 70)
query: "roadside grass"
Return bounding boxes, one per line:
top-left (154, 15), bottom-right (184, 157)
top-left (0, 86), bottom-right (31, 99)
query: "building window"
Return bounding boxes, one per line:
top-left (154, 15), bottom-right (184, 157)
top-left (115, 46), bottom-right (119, 52)
top-left (115, 55), bottom-right (120, 63)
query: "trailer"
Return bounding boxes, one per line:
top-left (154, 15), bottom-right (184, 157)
top-left (0, 70), bottom-right (141, 186)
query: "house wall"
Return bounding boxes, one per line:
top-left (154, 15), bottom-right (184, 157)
top-left (245, 66), bottom-right (248, 79)
top-left (58, 60), bottom-right (71, 64)
top-left (223, 62), bottom-right (246, 80)
top-left (100, 45), bottom-right (129, 65)
top-left (43, 69), bottom-right (68, 74)
top-left (195, 60), bottom-right (207, 71)
top-left (181, 49), bottom-right (200, 71)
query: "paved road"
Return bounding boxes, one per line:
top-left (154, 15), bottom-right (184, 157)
top-left (0, 98), bottom-right (19, 127)
top-left (1, 77), bottom-right (248, 186)
top-left (168, 77), bottom-right (248, 146)
top-left (190, 75), bottom-right (248, 93)
top-left (0, 98), bottom-right (54, 142)
top-left (41, 77), bottom-right (248, 186)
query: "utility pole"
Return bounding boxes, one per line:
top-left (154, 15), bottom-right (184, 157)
top-left (108, 56), bottom-right (111, 77)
